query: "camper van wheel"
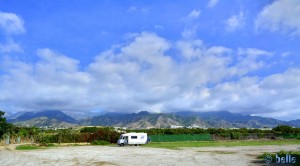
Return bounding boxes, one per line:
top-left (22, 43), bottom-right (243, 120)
top-left (121, 143), bottom-right (124, 146)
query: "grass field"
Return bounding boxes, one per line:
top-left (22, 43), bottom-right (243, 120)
top-left (144, 139), bottom-right (300, 150)
top-left (15, 145), bottom-right (44, 150)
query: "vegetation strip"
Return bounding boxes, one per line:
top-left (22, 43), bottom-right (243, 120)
top-left (15, 144), bottom-right (56, 150)
top-left (144, 140), bottom-right (300, 150)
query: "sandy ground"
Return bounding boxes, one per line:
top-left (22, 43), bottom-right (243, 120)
top-left (1, 144), bottom-right (300, 166)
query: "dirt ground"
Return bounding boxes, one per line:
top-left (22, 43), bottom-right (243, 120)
top-left (1, 144), bottom-right (300, 166)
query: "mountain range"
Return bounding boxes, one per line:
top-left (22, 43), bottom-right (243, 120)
top-left (7, 110), bottom-right (300, 129)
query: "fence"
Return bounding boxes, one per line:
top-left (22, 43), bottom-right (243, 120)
top-left (150, 134), bottom-right (212, 142)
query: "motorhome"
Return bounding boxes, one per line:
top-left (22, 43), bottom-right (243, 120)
top-left (117, 133), bottom-right (148, 146)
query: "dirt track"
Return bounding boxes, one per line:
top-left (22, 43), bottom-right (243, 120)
top-left (1, 144), bottom-right (300, 166)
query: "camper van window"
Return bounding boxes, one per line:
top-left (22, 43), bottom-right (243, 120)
top-left (131, 136), bottom-right (137, 139)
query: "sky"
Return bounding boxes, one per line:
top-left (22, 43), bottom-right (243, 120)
top-left (0, 0), bottom-right (300, 120)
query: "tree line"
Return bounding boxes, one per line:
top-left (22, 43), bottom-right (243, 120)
top-left (1, 110), bottom-right (300, 144)
top-left (128, 126), bottom-right (300, 140)
top-left (129, 126), bottom-right (300, 135)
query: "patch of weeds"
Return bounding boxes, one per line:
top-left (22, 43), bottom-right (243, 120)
top-left (16, 143), bottom-right (56, 150)
top-left (90, 140), bottom-right (111, 145)
top-left (16, 145), bottom-right (40, 150)
top-left (45, 143), bottom-right (56, 147)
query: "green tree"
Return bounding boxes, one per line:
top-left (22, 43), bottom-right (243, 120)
top-left (0, 110), bottom-right (13, 138)
top-left (272, 125), bottom-right (294, 134)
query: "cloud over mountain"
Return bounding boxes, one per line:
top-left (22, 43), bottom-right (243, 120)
top-left (0, 31), bottom-right (299, 120)
top-left (0, 1), bottom-right (299, 121)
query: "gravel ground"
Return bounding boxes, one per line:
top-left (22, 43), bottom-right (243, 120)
top-left (1, 144), bottom-right (300, 166)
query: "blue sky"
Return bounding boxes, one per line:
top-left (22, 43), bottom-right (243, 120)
top-left (0, 0), bottom-right (300, 120)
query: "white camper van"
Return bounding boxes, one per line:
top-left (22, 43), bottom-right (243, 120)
top-left (117, 133), bottom-right (148, 146)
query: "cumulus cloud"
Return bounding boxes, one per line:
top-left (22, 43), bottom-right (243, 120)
top-left (0, 32), bottom-right (299, 120)
top-left (187, 10), bottom-right (201, 20)
top-left (225, 12), bottom-right (245, 32)
top-left (255, 0), bottom-right (300, 36)
top-left (182, 25), bottom-right (198, 39)
top-left (235, 48), bottom-right (274, 74)
top-left (0, 49), bottom-right (92, 112)
top-left (0, 11), bottom-right (25, 35)
top-left (0, 39), bottom-right (23, 53)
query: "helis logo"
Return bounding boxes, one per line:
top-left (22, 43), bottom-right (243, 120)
top-left (265, 154), bottom-right (297, 164)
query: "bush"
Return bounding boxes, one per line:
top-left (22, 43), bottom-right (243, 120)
top-left (272, 125), bottom-right (294, 134)
top-left (35, 133), bottom-right (58, 143)
top-left (88, 127), bottom-right (120, 143)
top-left (80, 127), bottom-right (99, 133)
top-left (230, 132), bottom-right (242, 139)
top-left (90, 140), bottom-right (110, 145)
top-left (16, 145), bottom-right (40, 150)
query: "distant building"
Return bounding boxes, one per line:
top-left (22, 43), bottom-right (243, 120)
top-left (170, 125), bottom-right (184, 129)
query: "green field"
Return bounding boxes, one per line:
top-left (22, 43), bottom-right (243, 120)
top-left (144, 139), bottom-right (300, 150)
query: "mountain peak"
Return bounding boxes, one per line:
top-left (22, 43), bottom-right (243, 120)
top-left (137, 111), bottom-right (150, 115)
top-left (8, 110), bottom-right (77, 124)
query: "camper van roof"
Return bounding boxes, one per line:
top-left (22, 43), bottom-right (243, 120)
top-left (122, 132), bottom-right (147, 136)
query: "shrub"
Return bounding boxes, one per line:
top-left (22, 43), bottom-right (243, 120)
top-left (80, 127), bottom-right (99, 133)
top-left (272, 125), bottom-right (294, 134)
top-left (90, 140), bottom-right (110, 145)
top-left (88, 127), bottom-right (119, 143)
top-left (16, 145), bottom-right (40, 150)
top-left (35, 133), bottom-right (58, 143)
top-left (230, 132), bottom-right (242, 139)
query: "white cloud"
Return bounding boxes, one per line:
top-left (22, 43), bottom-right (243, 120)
top-left (182, 25), bottom-right (198, 39)
top-left (237, 48), bottom-right (273, 57)
top-left (192, 68), bottom-right (300, 120)
top-left (181, 10), bottom-right (201, 39)
top-left (0, 11), bottom-right (25, 35)
top-left (0, 49), bottom-right (92, 112)
top-left (37, 48), bottom-right (80, 72)
top-left (176, 40), bottom-right (232, 61)
top-left (225, 12), bottom-right (245, 32)
top-left (176, 39), bottom-right (204, 60)
top-left (0, 32), bottom-right (299, 120)
top-left (206, 0), bottom-right (219, 8)
top-left (0, 39), bottom-right (23, 53)
top-left (187, 10), bottom-right (201, 19)
top-left (235, 48), bottom-right (273, 74)
top-left (126, 6), bottom-right (137, 13)
top-left (255, 0), bottom-right (300, 36)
